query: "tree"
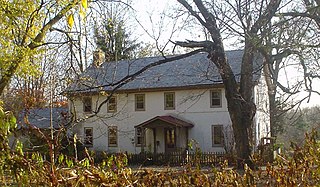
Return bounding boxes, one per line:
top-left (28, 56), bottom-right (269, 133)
top-left (175, 0), bottom-right (282, 168)
top-left (0, 0), bottom-right (87, 96)
top-left (94, 2), bottom-right (154, 62)
top-left (257, 0), bottom-right (320, 136)
top-left (278, 106), bottom-right (320, 149)
top-left (94, 17), bottom-right (139, 61)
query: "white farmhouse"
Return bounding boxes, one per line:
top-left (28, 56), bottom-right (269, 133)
top-left (65, 50), bottom-right (270, 154)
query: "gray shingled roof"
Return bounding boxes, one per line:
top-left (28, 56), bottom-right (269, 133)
top-left (66, 50), bottom-right (263, 93)
top-left (18, 107), bottom-right (69, 129)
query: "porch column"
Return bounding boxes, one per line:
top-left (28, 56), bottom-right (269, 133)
top-left (175, 126), bottom-right (179, 149)
top-left (186, 128), bottom-right (189, 148)
top-left (153, 128), bottom-right (157, 154)
top-left (141, 127), bottom-right (145, 153)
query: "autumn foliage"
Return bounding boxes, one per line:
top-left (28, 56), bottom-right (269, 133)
top-left (0, 102), bottom-right (319, 186)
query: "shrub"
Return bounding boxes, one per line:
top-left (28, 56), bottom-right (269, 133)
top-left (1, 104), bottom-right (320, 186)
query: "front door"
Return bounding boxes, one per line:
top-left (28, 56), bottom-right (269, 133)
top-left (164, 128), bottom-right (176, 153)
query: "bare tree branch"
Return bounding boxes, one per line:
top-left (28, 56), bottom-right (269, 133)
top-left (173, 40), bottom-right (214, 50)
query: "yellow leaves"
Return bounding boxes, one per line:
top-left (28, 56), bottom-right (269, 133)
top-left (66, 0), bottom-right (88, 29)
top-left (82, 0), bottom-right (88, 9)
top-left (80, 0), bottom-right (89, 20)
top-left (67, 14), bottom-right (74, 29)
top-left (0, 0), bottom-right (43, 79)
top-left (79, 6), bottom-right (85, 19)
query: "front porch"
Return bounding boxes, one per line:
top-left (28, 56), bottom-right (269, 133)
top-left (134, 115), bottom-right (194, 154)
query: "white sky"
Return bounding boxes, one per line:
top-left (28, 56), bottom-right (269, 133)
top-left (130, 0), bottom-right (320, 108)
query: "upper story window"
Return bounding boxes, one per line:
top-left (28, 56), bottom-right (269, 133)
top-left (107, 96), bottom-right (117, 113)
top-left (212, 125), bottom-right (224, 147)
top-left (164, 92), bottom-right (175, 110)
top-left (84, 127), bottom-right (93, 146)
top-left (83, 97), bottom-right (92, 113)
top-left (108, 126), bottom-right (118, 147)
top-left (210, 90), bottom-right (222, 108)
top-left (135, 94), bottom-right (145, 111)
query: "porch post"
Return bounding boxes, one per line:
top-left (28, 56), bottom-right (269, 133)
top-left (186, 127), bottom-right (189, 148)
top-left (153, 128), bottom-right (157, 154)
top-left (176, 126), bottom-right (179, 149)
top-left (141, 127), bottom-right (145, 153)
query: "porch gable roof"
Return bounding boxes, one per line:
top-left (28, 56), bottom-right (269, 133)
top-left (135, 115), bottom-right (194, 129)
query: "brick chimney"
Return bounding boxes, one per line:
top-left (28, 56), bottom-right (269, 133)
top-left (92, 49), bottom-right (105, 67)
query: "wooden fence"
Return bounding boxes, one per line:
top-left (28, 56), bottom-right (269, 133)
top-left (124, 151), bottom-right (225, 166)
top-left (23, 150), bottom-right (227, 166)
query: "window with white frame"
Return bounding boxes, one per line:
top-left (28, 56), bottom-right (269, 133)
top-left (164, 92), bottom-right (175, 110)
top-left (135, 127), bottom-right (145, 147)
top-left (83, 97), bottom-right (92, 113)
top-left (210, 90), bottom-right (222, 108)
top-left (135, 94), bottom-right (145, 111)
top-left (84, 127), bottom-right (93, 146)
top-left (212, 125), bottom-right (224, 146)
top-left (108, 126), bottom-right (117, 147)
top-left (107, 96), bottom-right (117, 113)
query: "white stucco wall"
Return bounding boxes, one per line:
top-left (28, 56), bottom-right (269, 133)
top-left (70, 88), bottom-right (230, 153)
top-left (70, 81), bottom-right (270, 154)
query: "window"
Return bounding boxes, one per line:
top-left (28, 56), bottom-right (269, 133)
top-left (212, 125), bottom-right (224, 146)
top-left (135, 127), bottom-right (145, 147)
top-left (210, 90), bottom-right (222, 108)
top-left (83, 97), bottom-right (92, 113)
top-left (107, 96), bottom-right (117, 113)
top-left (84, 127), bottom-right (93, 146)
top-left (164, 92), bottom-right (175, 110)
top-left (108, 126), bottom-right (117, 147)
top-left (135, 94), bottom-right (145, 111)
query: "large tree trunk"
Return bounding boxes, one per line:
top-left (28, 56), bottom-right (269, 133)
top-left (207, 45), bottom-right (256, 169)
top-left (263, 62), bottom-right (277, 137)
top-left (178, 0), bottom-right (281, 169)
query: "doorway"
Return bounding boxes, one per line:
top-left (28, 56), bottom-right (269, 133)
top-left (164, 128), bottom-right (176, 152)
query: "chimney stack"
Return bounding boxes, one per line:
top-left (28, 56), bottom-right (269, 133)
top-left (93, 49), bottom-right (105, 67)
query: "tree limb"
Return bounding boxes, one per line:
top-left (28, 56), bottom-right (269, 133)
top-left (28, 0), bottom-right (80, 49)
top-left (251, 0), bottom-right (281, 34)
top-left (177, 0), bottom-right (207, 27)
top-left (173, 40), bottom-right (214, 51)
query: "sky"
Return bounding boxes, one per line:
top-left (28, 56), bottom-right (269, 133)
top-left (129, 0), bottom-right (320, 108)
top-left (130, 0), bottom-right (210, 50)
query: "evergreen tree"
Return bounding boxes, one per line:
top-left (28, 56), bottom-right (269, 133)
top-left (94, 18), bottom-right (140, 62)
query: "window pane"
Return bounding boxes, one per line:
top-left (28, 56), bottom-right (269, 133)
top-left (108, 126), bottom-right (117, 147)
top-left (135, 94), bottom-right (145, 111)
top-left (211, 91), bottom-right (221, 107)
top-left (83, 97), bottom-right (92, 112)
top-left (212, 125), bottom-right (224, 146)
top-left (164, 93), bottom-right (175, 109)
top-left (108, 96), bottom-right (117, 112)
top-left (135, 127), bottom-right (145, 146)
top-left (84, 128), bottom-right (93, 146)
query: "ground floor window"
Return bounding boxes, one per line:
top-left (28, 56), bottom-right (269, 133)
top-left (108, 126), bottom-right (118, 147)
top-left (135, 127), bottom-right (145, 146)
top-left (84, 127), bottom-right (93, 146)
top-left (212, 125), bottom-right (224, 146)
